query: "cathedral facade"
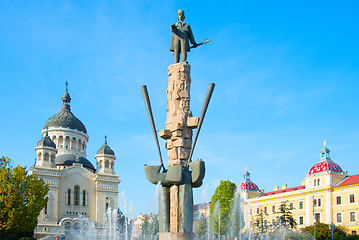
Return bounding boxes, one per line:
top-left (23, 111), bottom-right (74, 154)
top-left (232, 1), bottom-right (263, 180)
top-left (29, 86), bottom-right (120, 237)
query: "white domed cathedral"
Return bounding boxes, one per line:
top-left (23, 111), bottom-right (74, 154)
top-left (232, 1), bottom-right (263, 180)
top-left (29, 84), bottom-right (120, 237)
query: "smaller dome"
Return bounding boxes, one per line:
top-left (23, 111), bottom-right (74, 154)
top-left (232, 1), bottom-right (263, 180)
top-left (96, 137), bottom-right (115, 156)
top-left (239, 181), bottom-right (260, 191)
top-left (237, 169), bottom-right (260, 191)
top-left (308, 143), bottom-right (343, 175)
top-left (56, 154), bottom-right (95, 172)
top-left (62, 90), bottom-right (71, 103)
top-left (37, 131), bottom-right (56, 149)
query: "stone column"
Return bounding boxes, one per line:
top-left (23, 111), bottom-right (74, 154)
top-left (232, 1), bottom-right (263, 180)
top-left (160, 63), bottom-right (198, 167)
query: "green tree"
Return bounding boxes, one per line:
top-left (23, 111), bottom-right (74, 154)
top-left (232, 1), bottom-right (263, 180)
top-left (0, 157), bottom-right (49, 240)
top-left (194, 219), bottom-right (207, 239)
top-left (210, 180), bottom-right (237, 235)
top-left (275, 200), bottom-right (296, 229)
top-left (303, 223), bottom-right (359, 240)
top-left (254, 209), bottom-right (268, 234)
top-left (140, 214), bottom-right (159, 239)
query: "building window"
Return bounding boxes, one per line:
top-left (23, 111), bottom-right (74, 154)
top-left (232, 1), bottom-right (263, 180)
top-left (299, 201), bottom-right (303, 209)
top-left (315, 213), bottom-right (320, 223)
top-left (352, 231), bottom-right (357, 236)
top-left (74, 185), bottom-right (80, 206)
top-left (264, 220), bottom-right (267, 227)
top-left (299, 216), bottom-right (304, 225)
top-left (105, 160), bottom-right (109, 168)
top-left (336, 213), bottom-right (342, 223)
top-left (350, 194), bottom-right (355, 203)
top-left (317, 179), bottom-right (320, 186)
top-left (289, 202), bottom-right (294, 210)
top-left (314, 180), bottom-right (317, 186)
top-left (82, 190), bottom-right (87, 207)
top-left (272, 205), bottom-right (275, 213)
top-left (314, 198), bottom-right (322, 207)
top-left (350, 212), bottom-right (356, 222)
top-left (264, 206), bottom-right (267, 214)
top-left (44, 203), bottom-right (48, 215)
top-left (336, 196), bottom-right (342, 205)
top-left (256, 207), bottom-right (259, 214)
top-left (67, 189), bottom-right (71, 205)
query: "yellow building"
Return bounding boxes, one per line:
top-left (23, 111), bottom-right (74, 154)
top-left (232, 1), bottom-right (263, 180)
top-left (240, 143), bottom-right (359, 235)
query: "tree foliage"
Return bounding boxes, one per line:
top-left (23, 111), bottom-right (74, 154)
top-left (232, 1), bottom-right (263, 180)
top-left (139, 215), bottom-right (159, 239)
top-left (254, 209), bottom-right (268, 234)
top-left (0, 157), bottom-right (49, 240)
top-left (210, 180), bottom-right (237, 235)
top-left (194, 219), bottom-right (207, 239)
top-left (303, 223), bottom-right (359, 240)
top-left (275, 200), bottom-right (296, 229)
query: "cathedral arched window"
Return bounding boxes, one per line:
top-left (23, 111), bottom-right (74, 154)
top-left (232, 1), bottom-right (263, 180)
top-left (71, 137), bottom-right (76, 149)
top-left (67, 189), bottom-right (71, 205)
top-left (111, 162), bottom-right (114, 169)
top-left (78, 139), bottom-right (82, 151)
top-left (44, 153), bottom-right (49, 161)
top-left (65, 136), bottom-right (70, 149)
top-left (59, 136), bottom-right (64, 148)
top-left (83, 190), bottom-right (87, 206)
top-left (105, 161), bottom-right (109, 168)
top-left (38, 153), bottom-right (42, 161)
top-left (314, 179), bottom-right (317, 186)
top-left (51, 154), bottom-right (55, 162)
top-left (105, 197), bottom-right (109, 211)
top-left (74, 185), bottom-right (80, 206)
top-left (317, 179), bottom-right (320, 186)
top-left (44, 202), bottom-right (48, 215)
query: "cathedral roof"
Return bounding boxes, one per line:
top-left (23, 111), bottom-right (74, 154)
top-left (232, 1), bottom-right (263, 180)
top-left (36, 130), bottom-right (56, 149)
top-left (44, 87), bottom-right (87, 134)
top-left (96, 136), bottom-right (115, 156)
top-left (308, 142), bottom-right (343, 176)
top-left (56, 153), bottom-right (95, 172)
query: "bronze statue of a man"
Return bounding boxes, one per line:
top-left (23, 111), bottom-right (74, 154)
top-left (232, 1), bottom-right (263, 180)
top-left (170, 10), bottom-right (198, 63)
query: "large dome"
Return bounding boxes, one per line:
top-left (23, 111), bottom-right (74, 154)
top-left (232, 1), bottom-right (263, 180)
top-left (44, 90), bottom-right (87, 134)
top-left (44, 110), bottom-right (87, 134)
top-left (56, 153), bottom-right (95, 172)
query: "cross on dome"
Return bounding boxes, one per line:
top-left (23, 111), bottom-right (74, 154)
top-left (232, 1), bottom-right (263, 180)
top-left (323, 140), bottom-right (327, 148)
top-left (65, 81), bottom-right (69, 92)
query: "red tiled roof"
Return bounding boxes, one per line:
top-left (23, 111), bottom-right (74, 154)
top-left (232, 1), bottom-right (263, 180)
top-left (260, 185), bottom-right (305, 196)
top-left (337, 174), bottom-right (359, 187)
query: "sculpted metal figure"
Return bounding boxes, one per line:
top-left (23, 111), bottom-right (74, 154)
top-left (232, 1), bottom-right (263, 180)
top-left (170, 9), bottom-right (198, 63)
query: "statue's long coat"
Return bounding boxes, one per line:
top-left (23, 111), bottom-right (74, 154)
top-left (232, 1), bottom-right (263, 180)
top-left (170, 22), bottom-right (196, 53)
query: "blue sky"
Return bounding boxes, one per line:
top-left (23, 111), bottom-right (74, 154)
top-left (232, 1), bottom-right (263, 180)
top-left (1, 0), bottom-right (359, 218)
